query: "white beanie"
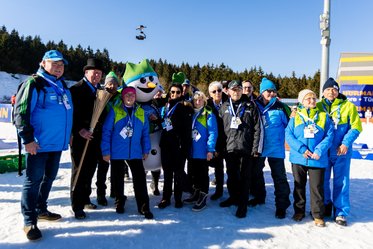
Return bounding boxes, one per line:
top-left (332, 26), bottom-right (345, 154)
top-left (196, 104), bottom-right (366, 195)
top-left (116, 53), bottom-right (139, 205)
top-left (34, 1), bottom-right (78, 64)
top-left (298, 89), bottom-right (316, 103)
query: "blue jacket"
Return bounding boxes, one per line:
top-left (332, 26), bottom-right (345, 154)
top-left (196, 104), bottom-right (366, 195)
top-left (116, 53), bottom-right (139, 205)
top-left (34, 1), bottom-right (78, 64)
top-left (190, 107), bottom-right (218, 159)
top-left (101, 103), bottom-right (151, 160)
top-left (14, 70), bottom-right (73, 152)
top-left (316, 94), bottom-right (362, 157)
top-left (255, 97), bottom-right (290, 158)
top-left (285, 106), bottom-right (334, 168)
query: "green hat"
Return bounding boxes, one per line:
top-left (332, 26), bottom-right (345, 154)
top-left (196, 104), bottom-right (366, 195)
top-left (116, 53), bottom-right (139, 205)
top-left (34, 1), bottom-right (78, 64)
top-left (122, 59), bottom-right (157, 84)
top-left (105, 71), bottom-right (119, 85)
top-left (172, 72), bottom-right (186, 84)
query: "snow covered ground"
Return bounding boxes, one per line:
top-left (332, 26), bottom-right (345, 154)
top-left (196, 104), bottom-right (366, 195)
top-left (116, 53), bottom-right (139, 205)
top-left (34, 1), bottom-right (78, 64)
top-left (1, 121), bottom-right (373, 249)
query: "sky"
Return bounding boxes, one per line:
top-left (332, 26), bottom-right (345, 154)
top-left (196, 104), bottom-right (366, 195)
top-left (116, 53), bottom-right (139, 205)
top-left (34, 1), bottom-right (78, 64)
top-left (1, 118), bottom-right (373, 248)
top-left (1, 0), bottom-right (373, 78)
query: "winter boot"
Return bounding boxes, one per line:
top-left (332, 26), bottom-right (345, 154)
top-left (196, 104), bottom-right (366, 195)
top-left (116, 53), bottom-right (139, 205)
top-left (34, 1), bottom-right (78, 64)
top-left (150, 170), bottom-right (161, 196)
top-left (192, 192), bottom-right (208, 211)
top-left (115, 196), bottom-right (127, 214)
top-left (24, 224), bottom-right (42, 241)
top-left (183, 188), bottom-right (200, 204)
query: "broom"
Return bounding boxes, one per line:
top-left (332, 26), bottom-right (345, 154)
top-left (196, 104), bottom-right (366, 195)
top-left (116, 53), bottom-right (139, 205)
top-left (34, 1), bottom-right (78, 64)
top-left (71, 89), bottom-right (112, 192)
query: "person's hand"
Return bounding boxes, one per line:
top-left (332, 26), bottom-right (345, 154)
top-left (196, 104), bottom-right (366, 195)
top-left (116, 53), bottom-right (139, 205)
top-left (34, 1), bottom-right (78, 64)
top-left (207, 152), bottom-right (213, 161)
top-left (214, 151), bottom-right (219, 158)
top-left (25, 141), bottom-right (40, 155)
top-left (103, 155), bottom-right (110, 162)
top-left (311, 153), bottom-right (320, 160)
top-left (303, 149), bottom-right (313, 159)
top-left (337, 144), bottom-right (348, 156)
top-left (79, 128), bottom-right (93, 140)
top-left (143, 154), bottom-right (149, 160)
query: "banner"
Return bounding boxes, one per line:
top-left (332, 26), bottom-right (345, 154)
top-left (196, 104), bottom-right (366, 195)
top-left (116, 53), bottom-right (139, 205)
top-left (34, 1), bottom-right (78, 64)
top-left (0, 104), bottom-right (12, 123)
top-left (340, 84), bottom-right (373, 118)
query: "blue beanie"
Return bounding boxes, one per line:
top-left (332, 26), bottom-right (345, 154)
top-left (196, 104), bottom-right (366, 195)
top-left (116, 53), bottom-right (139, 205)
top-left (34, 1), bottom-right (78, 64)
top-left (260, 78), bottom-right (276, 94)
top-left (322, 77), bottom-right (339, 92)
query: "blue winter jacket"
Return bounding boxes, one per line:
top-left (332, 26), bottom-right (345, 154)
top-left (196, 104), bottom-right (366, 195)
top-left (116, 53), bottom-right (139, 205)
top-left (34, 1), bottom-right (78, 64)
top-left (14, 70), bottom-right (73, 152)
top-left (255, 97), bottom-right (291, 158)
top-left (101, 103), bottom-right (151, 160)
top-left (316, 94), bottom-right (362, 157)
top-left (190, 107), bottom-right (218, 159)
top-left (285, 106), bottom-right (334, 168)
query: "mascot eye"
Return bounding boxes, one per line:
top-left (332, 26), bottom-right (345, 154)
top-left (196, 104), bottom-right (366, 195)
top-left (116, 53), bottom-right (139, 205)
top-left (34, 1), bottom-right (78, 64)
top-left (149, 76), bottom-right (154, 81)
top-left (140, 77), bottom-right (146, 84)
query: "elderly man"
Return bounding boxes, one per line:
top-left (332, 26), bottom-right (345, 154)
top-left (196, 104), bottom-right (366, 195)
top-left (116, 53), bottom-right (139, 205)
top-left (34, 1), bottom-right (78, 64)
top-left (69, 58), bottom-right (105, 219)
top-left (316, 78), bottom-right (362, 226)
top-left (14, 50), bottom-right (73, 241)
top-left (219, 80), bottom-right (261, 218)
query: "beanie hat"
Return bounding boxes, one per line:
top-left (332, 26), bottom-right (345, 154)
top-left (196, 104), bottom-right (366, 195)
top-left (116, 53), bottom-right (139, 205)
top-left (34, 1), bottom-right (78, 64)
top-left (121, 86), bottom-right (136, 98)
top-left (122, 59), bottom-right (157, 85)
top-left (172, 72), bottom-right (186, 84)
top-left (322, 77), bottom-right (339, 92)
top-left (298, 89), bottom-right (316, 103)
top-left (105, 71), bottom-right (119, 85)
top-left (260, 78), bottom-right (276, 94)
top-left (182, 79), bottom-right (190, 86)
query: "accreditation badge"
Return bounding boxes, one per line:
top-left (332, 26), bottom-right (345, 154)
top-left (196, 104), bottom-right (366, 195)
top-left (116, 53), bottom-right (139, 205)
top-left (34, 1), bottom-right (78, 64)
top-left (62, 94), bottom-right (71, 110)
top-left (162, 118), bottom-right (173, 131)
top-left (304, 125), bottom-right (315, 138)
top-left (192, 129), bottom-right (201, 142)
top-left (230, 117), bottom-right (241, 129)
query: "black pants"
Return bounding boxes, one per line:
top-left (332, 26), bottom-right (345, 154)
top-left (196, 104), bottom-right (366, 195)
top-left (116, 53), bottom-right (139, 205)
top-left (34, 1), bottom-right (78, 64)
top-left (161, 147), bottom-right (186, 203)
top-left (249, 156), bottom-right (266, 202)
top-left (225, 152), bottom-right (252, 207)
top-left (255, 157), bottom-right (291, 210)
top-left (292, 163), bottom-right (325, 219)
top-left (111, 159), bottom-right (150, 212)
top-left (70, 136), bottom-right (100, 212)
top-left (208, 153), bottom-right (224, 194)
top-left (96, 159), bottom-right (109, 196)
top-left (188, 158), bottom-right (209, 194)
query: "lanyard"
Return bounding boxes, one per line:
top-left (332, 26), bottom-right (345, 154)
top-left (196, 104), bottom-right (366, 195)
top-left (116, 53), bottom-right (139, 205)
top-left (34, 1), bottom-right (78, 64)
top-left (124, 106), bottom-right (135, 128)
top-left (192, 108), bottom-right (204, 129)
top-left (162, 102), bottom-right (179, 119)
top-left (297, 110), bottom-right (319, 125)
top-left (83, 78), bottom-right (97, 94)
top-left (322, 102), bottom-right (341, 124)
top-left (228, 98), bottom-right (244, 118)
top-left (36, 72), bottom-right (65, 96)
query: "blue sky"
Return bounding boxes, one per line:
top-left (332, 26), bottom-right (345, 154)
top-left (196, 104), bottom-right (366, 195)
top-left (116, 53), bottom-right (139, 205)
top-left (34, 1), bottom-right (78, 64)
top-left (1, 0), bottom-right (372, 78)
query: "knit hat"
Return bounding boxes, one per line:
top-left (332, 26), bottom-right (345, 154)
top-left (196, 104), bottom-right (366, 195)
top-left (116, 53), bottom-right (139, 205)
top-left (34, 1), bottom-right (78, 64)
top-left (322, 77), bottom-right (339, 92)
top-left (83, 58), bottom-right (104, 72)
top-left (42, 50), bottom-right (68, 65)
top-left (182, 79), bottom-right (190, 86)
top-left (298, 89), bottom-right (316, 103)
top-left (172, 72), bottom-right (186, 84)
top-left (228, 80), bottom-right (242, 89)
top-left (121, 86), bottom-right (136, 98)
top-left (105, 71), bottom-right (119, 85)
top-left (259, 78), bottom-right (276, 94)
top-left (122, 59), bottom-right (157, 84)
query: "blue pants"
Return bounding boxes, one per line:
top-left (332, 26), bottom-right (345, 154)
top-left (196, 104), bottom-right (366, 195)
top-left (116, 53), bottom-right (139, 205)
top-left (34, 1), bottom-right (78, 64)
top-left (324, 153), bottom-right (351, 217)
top-left (21, 151), bottom-right (62, 226)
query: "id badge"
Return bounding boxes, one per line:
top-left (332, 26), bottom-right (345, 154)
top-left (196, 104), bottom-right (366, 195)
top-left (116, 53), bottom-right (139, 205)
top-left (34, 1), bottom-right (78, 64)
top-left (162, 118), bottom-right (173, 131)
top-left (332, 117), bottom-right (340, 130)
top-left (126, 127), bottom-right (133, 138)
top-left (120, 127), bottom-right (128, 139)
top-left (192, 129), bottom-right (201, 142)
top-left (230, 117), bottom-right (241, 129)
top-left (304, 127), bottom-right (314, 138)
top-left (62, 94), bottom-right (71, 110)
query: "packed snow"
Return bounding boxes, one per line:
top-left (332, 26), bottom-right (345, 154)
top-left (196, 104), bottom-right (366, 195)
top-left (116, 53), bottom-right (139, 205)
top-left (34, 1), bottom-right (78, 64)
top-left (1, 70), bottom-right (373, 249)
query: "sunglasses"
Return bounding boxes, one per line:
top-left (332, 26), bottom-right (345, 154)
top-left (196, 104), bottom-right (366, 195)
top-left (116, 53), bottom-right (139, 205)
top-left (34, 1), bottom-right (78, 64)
top-left (211, 89), bottom-right (222, 94)
top-left (170, 90), bottom-right (181, 94)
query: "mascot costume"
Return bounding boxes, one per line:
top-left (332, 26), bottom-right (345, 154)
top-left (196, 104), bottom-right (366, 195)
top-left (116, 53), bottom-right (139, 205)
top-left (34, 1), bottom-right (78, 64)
top-left (122, 59), bottom-right (164, 195)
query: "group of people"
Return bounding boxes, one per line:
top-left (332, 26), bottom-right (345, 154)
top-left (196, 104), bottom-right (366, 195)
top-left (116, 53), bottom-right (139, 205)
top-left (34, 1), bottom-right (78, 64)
top-left (13, 50), bottom-right (362, 241)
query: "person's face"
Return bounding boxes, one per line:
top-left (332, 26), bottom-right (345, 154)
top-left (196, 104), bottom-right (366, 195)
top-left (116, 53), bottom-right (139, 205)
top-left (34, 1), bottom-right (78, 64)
top-left (169, 87), bottom-right (182, 100)
top-left (262, 89), bottom-right (276, 103)
top-left (105, 81), bottom-right (118, 94)
top-left (302, 94), bottom-right (317, 109)
top-left (42, 60), bottom-right (64, 78)
top-left (182, 85), bottom-right (190, 95)
top-left (242, 82), bottom-right (253, 96)
top-left (122, 92), bottom-right (136, 106)
top-left (209, 86), bottom-right (223, 102)
top-left (85, 69), bottom-right (103, 86)
top-left (323, 87), bottom-right (339, 102)
top-left (228, 87), bottom-right (242, 102)
top-left (193, 96), bottom-right (205, 109)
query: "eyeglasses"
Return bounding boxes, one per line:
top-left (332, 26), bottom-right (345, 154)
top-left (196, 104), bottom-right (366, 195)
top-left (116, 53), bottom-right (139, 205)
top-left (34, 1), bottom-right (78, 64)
top-left (266, 89), bottom-right (276, 93)
top-left (211, 89), bottom-right (222, 94)
top-left (170, 90), bottom-right (181, 94)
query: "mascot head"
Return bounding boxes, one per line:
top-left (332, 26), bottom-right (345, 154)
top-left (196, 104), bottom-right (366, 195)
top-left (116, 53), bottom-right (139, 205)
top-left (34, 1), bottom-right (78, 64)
top-left (122, 59), bottom-right (160, 102)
